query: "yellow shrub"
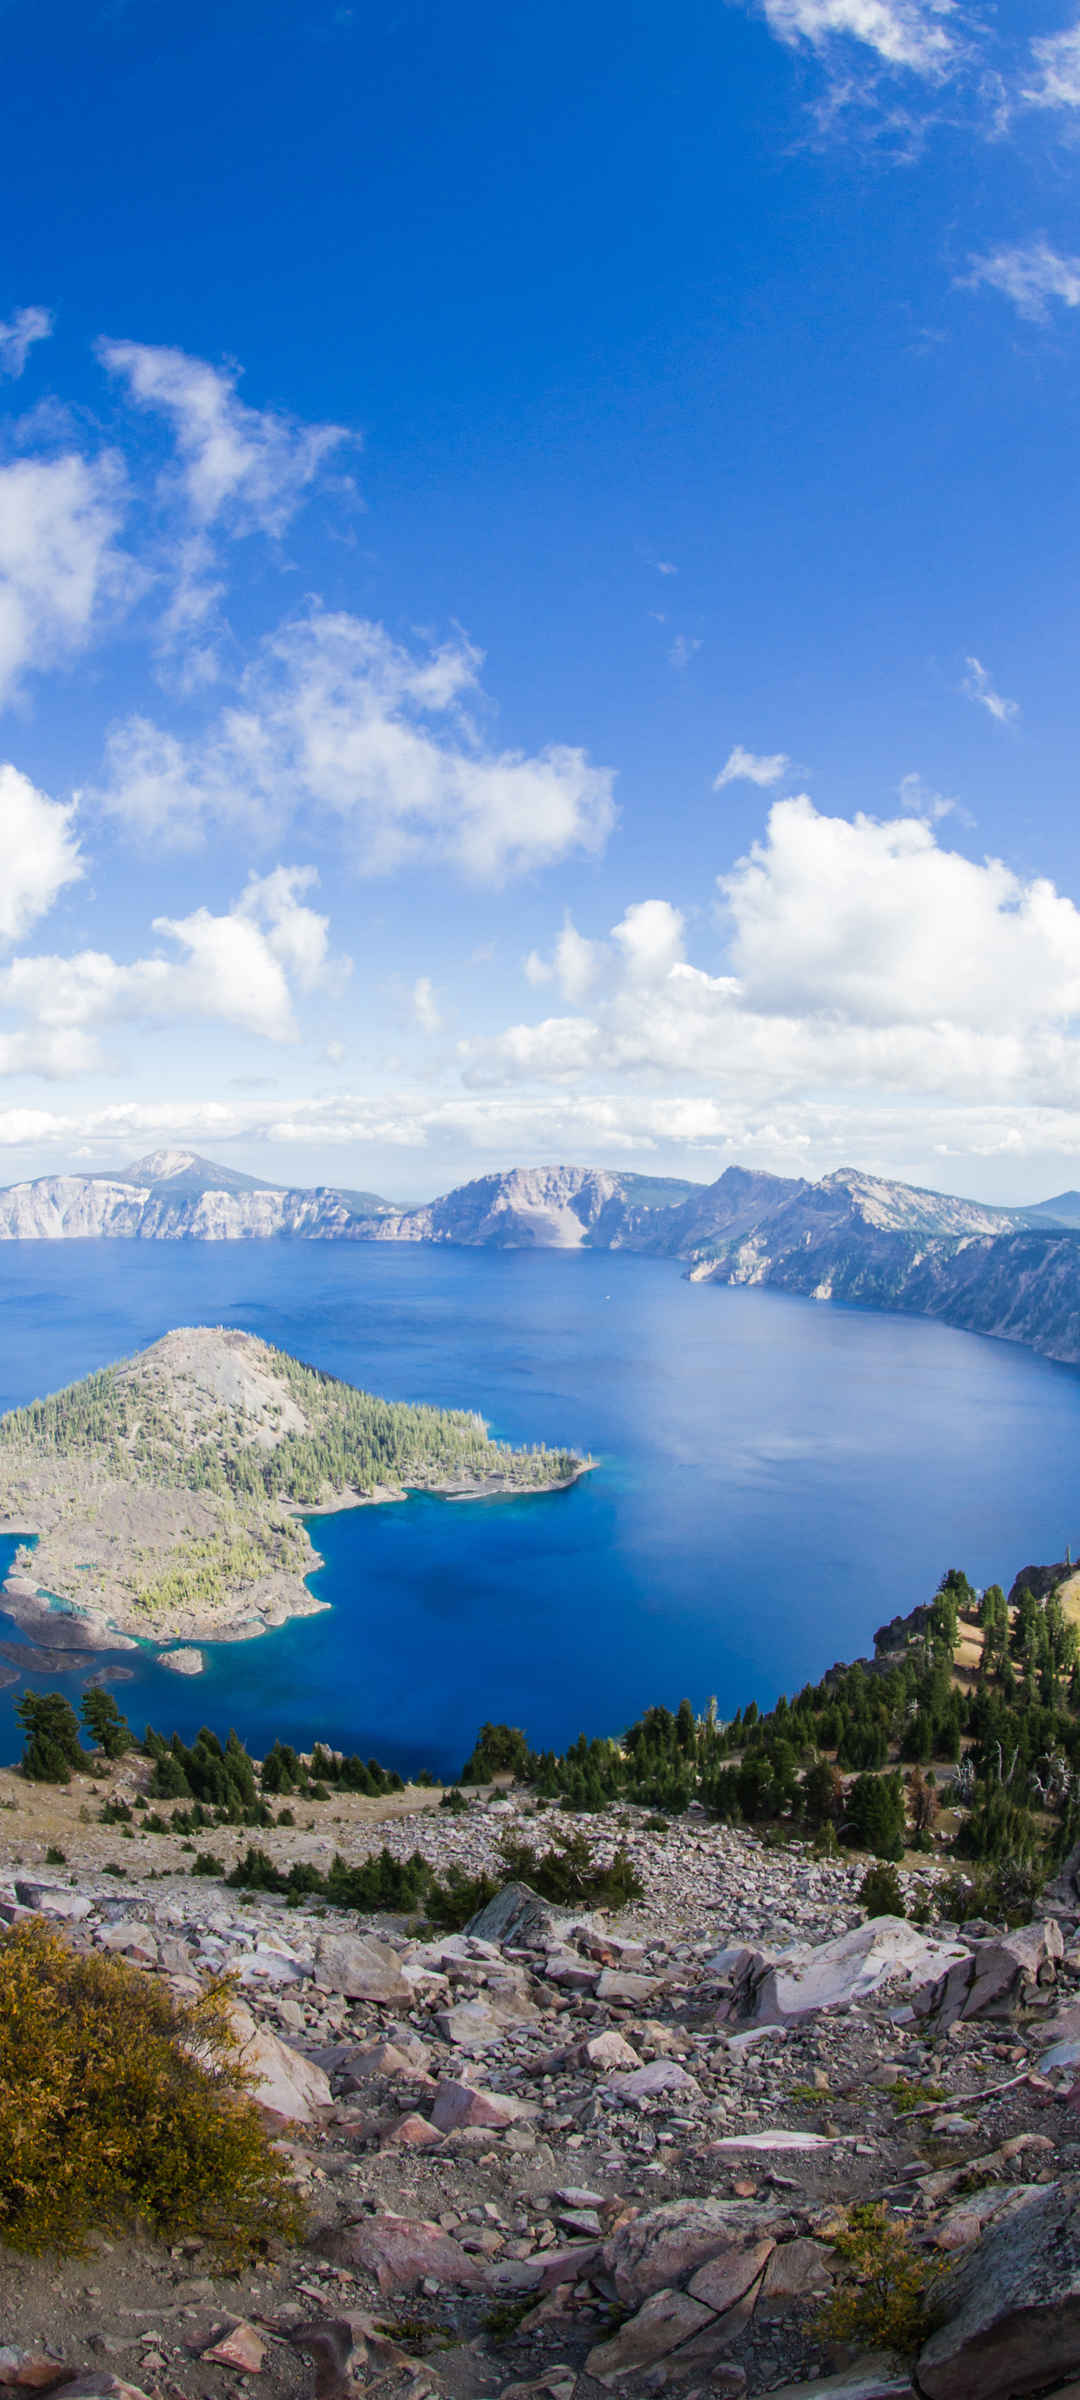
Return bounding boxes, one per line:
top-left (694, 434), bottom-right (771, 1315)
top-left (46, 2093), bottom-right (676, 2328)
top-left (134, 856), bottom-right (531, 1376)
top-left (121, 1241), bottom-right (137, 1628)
top-left (0, 1919), bottom-right (303, 2258)
top-left (814, 2202), bottom-right (942, 2354)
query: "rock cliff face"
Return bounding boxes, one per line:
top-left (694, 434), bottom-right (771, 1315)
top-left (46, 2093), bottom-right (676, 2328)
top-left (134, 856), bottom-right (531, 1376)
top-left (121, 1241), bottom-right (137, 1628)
top-left (0, 1151), bottom-right (392, 1241)
top-left (694, 1175), bottom-right (1080, 1365)
top-left (360, 1164), bottom-right (697, 1249)
top-left (7, 1148), bottom-right (1080, 1365)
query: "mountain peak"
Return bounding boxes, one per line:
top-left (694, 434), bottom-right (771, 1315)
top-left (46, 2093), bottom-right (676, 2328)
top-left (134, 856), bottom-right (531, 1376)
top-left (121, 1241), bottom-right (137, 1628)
top-left (111, 1151), bottom-right (275, 1196)
top-left (123, 1149), bottom-right (201, 1183)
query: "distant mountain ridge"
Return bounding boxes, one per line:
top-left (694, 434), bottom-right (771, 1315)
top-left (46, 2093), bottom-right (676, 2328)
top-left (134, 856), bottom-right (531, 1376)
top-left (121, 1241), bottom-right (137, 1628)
top-left (4, 1149), bottom-right (1080, 1363)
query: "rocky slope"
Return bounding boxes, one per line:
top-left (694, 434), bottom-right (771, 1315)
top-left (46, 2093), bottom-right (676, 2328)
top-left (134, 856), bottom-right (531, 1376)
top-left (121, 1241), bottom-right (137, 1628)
top-left (3, 1762), bottom-right (1080, 2400)
top-left (0, 1151), bottom-right (394, 1241)
top-left (10, 1148), bottom-right (1080, 1364)
top-left (0, 1328), bottom-right (585, 1651)
top-left (696, 1177), bottom-right (1080, 1365)
top-left (360, 1167), bottom-right (699, 1250)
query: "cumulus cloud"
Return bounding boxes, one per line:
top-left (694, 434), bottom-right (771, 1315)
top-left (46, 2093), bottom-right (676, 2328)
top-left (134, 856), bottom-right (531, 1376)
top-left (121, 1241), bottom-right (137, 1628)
top-left (14, 1086), bottom-right (1080, 1187)
top-left (456, 801), bottom-right (1080, 1181)
top-left (756, 0), bottom-right (956, 75)
top-left (719, 797), bottom-right (1077, 1030)
top-left (962, 655), bottom-right (1019, 725)
top-left (0, 765), bottom-right (83, 943)
top-left (0, 307), bottom-right (53, 380)
top-left (966, 242), bottom-right (1080, 320)
top-left (612, 899), bottom-right (686, 981)
top-left (0, 864), bottom-right (340, 1069)
top-left (95, 607), bottom-right (616, 881)
top-left (412, 976), bottom-right (441, 1034)
top-left (525, 917), bottom-right (600, 1003)
top-left (0, 452), bottom-right (131, 707)
top-left (1024, 17), bottom-right (1080, 110)
top-left (715, 745), bottom-right (791, 791)
top-left (98, 340), bottom-right (348, 533)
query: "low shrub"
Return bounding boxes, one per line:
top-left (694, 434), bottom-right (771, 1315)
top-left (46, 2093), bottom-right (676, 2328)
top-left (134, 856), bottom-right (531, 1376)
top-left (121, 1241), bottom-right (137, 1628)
top-left (814, 2203), bottom-right (942, 2354)
top-left (0, 1919), bottom-right (303, 2258)
top-left (859, 1861), bottom-right (906, 1919)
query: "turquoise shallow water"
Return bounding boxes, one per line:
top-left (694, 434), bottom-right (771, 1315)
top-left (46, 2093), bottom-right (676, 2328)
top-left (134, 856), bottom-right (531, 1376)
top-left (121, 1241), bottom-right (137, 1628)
top-left (0, 1238), bottom-right (1078, 1776)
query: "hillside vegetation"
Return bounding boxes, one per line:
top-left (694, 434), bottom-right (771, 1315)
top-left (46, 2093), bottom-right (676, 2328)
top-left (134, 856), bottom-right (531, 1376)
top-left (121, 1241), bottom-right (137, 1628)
top-left (0, 1327), bottom-right (585, 1646)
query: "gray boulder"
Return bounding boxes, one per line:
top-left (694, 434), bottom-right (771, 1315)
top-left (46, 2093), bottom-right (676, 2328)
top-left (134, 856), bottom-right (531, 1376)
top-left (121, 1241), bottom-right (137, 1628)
top-left (464, 1880), bottom-right (556, 1948)
top-left (312, 1932), bottom-right (412, 2006)
top-left (602, 2197), bottom-right (788, 2307)
top-left (729, 1918), bottom-right (967, 2026)
top-left (13, 1881), bottom-right (92, 1922)
top-left (918, 2177), bottom-right (1080, 2399)
top-left (910, 1919), bottom-right (1063, 2030)
top-left (762, 2365), bottom-right (913, 2400)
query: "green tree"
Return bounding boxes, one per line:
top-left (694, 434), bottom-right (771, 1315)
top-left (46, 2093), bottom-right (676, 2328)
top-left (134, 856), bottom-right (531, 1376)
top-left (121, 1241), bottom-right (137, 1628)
top-left (16, 1692), bottom-right (84, 1784)
top-left (79, 1689), bottom-right (132, 1760)
top-left (845, 1770), bottom-right (906, 1861)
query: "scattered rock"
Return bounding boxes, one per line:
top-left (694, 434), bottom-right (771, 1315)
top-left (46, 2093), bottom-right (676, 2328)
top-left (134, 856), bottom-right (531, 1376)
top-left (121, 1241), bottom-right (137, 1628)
top-left (911, 1920), bottom-right (1064, 2031)
top-left (730, 1918), bottom-right (967, 2027)
top-left (0, 2356), bottom-right (69, 2392)
top-left (200, 2324), bottom-right (267, 2374)
top-left (226, 1999), bottom-right (332, 2124)
top-left (918, 2176), bottom-right (1080, 2399)
top-left (336, 2212), bottom-right (491, 2294)
top-left (430, 2078), bottom-right (535, 2131)
top-left (312, 1933), bottom-right (412, 2007)
top-left (585, 2288), bottom-right (715, 2384)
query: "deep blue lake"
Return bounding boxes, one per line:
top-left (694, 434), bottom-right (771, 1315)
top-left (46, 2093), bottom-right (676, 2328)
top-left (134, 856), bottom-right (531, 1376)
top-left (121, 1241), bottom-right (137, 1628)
top-left (0, 1239), bottom-right (1077, 1777)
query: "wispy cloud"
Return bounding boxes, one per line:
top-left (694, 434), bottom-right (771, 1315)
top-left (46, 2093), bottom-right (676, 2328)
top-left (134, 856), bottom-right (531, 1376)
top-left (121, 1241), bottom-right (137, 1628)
top-left (0, 451), bottom-right (134, 708)
top-left (756, 0), bottom-right (957, 77)
top-left (715, 745), bottom-right (791, 791)
top-left (98, 339), bottom-right (349, 533)
top-left (966, 240), bottom-right (1080, 320)
top-left (0, 307), bottom-right (53, 380)
top-left (897, 769), bottom-right (970, 825)
top-left (669, 634), bottom-right (702, 670)
top-left (1023, 16), bottom-right (1080, 110)
top-left (962, 655), bottom-right (1019, 726)
top-left (412, 976), bottom-right (442, 1034)
top-left (95, 607), bottom-right (617, 882)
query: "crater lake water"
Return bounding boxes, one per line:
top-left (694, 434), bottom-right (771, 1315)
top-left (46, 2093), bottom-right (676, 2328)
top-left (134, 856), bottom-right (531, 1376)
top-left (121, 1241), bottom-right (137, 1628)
top-left (0, 1237), bottom-right (1078, 1776)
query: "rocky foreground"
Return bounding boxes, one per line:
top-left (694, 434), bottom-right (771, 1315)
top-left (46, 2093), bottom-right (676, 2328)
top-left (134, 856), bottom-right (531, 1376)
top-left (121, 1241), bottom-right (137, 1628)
top-left (3, 1778), bottom-right (1080, 2400)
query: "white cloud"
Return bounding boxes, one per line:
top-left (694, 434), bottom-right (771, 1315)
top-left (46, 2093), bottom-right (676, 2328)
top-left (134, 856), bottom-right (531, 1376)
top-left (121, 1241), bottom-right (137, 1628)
top-left (962, 655), bottom-right (1019, 725)
top-left (719, 796), bottom-right (1077, 1030)
top-left (757, 0), bottom-right (956, 75)
top-left (897, 769), bottom-right (960, 823)
top-left (0, 765), bottom-right (83, 943)
top-left (98, 340), bottom-right (348, 533)
top-left (656, 560), bottom-right (678, 576)
top-left (95, 607), bottom-right (617, 882)
top-left (966, 242), bottom-right (1080, 321)
top-left (0, 307), bottom-right (53, 381)
top-left (1024, 18), bottom-right (1080, 110)
top-left (669, 634), bottom-right (701, 670)
top-left (525, 916), bottom-right (599, 1003)
top-left (0, 452), bottom-right (131, 707)
top-left (412, 976), bottom-right (441, 1034)
top-left (612, 899), bottom-right (686, 981)
top-left (0, 864), bottom-right (340, 1067)
top-left (715, 745), bottom-right (792, 791)
top-left (456, 802), bottom-right (1080, 1183)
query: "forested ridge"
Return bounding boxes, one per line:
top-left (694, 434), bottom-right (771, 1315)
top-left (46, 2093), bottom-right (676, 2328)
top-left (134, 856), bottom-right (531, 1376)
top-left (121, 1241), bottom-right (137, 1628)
top-left (0, 1338), bottom-right (585, 1506)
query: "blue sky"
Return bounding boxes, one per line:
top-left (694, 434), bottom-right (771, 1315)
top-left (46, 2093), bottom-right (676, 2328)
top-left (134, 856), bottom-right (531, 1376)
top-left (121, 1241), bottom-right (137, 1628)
top-left (4, 0), bottom-right (1080, 1202)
